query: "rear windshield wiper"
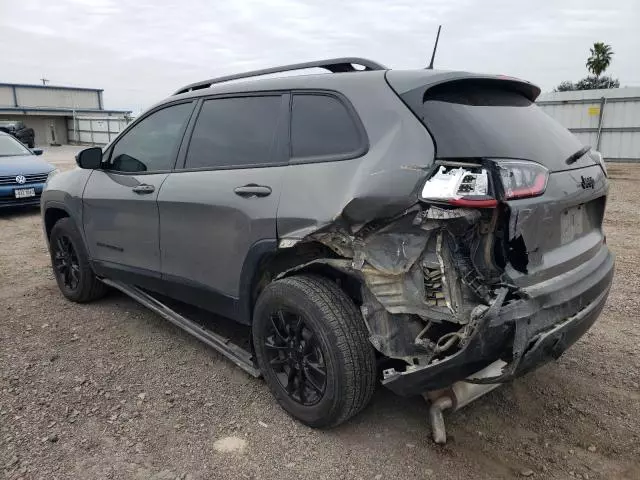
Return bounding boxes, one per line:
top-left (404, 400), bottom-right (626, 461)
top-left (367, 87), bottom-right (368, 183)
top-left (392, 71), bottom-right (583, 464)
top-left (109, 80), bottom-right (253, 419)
top-left (565, 145), bottom-right (591, 165)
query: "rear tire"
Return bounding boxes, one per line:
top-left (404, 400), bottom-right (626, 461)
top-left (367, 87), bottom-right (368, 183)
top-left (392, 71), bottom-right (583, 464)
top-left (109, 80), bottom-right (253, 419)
top-left (253, 274), bottom-right (376, 428)
top-left (49, 217), bottom-right (108, 303)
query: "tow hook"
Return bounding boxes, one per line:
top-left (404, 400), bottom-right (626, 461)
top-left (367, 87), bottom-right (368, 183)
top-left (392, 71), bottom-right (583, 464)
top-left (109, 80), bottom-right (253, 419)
top-left (424, 360), bottom-right (507, 444)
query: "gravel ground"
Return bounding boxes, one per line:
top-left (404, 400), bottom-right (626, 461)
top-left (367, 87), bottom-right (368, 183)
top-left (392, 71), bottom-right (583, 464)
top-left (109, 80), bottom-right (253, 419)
top-left (1, 152), bottom-right (639, 480)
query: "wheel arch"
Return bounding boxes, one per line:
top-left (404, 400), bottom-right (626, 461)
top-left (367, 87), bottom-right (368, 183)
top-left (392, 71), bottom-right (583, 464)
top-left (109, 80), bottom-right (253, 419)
top-left (241, 240), bottom-right (364, 325)
top-left (44, 205), bottom-right (71, 240)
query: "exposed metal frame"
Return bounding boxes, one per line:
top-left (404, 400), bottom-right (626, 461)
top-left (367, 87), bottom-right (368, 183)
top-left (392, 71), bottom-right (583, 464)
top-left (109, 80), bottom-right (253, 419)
top-left (174, 57), bottom-right (388, 95)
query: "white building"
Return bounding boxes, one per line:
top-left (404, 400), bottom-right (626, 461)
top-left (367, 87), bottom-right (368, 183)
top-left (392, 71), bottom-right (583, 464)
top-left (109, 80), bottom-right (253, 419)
top-left (0, 82), bottom-right (131, 146)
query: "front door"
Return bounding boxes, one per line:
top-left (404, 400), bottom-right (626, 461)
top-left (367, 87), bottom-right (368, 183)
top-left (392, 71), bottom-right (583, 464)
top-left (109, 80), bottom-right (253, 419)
top-left (83, 101), bottom-right (195, 280)
top-left (158, 94), bottom-right (289, 320)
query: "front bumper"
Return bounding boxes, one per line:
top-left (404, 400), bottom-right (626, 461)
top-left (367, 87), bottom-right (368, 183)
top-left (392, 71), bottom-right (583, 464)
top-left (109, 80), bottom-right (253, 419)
top-left (0, 183), bottom-right (45, 208)
top-left (382, 244), bottom-right (615, 396)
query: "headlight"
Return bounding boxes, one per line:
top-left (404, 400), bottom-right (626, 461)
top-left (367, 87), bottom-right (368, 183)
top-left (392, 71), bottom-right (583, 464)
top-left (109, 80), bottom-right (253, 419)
top-left (46, 169), bottom-right (60, 184)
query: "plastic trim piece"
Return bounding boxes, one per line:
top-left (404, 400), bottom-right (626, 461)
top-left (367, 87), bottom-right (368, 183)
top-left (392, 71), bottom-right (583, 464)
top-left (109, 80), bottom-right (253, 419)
top-left (102, 279), bottom-right (261, 377)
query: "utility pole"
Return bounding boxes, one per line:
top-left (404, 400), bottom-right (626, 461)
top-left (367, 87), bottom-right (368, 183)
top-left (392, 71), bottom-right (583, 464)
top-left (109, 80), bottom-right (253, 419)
top-left (40, 77), bottom-right (49, 86)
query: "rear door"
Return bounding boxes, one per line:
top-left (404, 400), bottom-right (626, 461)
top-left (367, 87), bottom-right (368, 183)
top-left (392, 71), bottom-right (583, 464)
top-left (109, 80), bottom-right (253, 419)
top-left (157, 94), bottom-right (289, 321)
top-left (83, 101), bottom-right (195, 280)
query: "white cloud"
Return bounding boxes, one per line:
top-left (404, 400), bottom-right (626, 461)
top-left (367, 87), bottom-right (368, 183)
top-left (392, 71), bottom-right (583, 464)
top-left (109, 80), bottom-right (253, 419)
top-left (1, 0), bottom-right (639, 113)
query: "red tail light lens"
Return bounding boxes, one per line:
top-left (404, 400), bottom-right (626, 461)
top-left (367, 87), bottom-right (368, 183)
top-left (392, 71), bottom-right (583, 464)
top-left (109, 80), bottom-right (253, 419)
top-left (496, 160), bottom-right (548, 200)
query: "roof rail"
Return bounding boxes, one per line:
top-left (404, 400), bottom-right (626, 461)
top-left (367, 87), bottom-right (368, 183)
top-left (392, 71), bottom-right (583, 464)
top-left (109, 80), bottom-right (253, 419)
top-left (173, 57), bottom-right (387, 95)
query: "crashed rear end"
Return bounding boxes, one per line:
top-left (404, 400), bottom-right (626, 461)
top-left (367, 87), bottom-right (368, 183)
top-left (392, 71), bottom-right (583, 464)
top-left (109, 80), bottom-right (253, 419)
top-left (279, 71), bottom-right (614, 397)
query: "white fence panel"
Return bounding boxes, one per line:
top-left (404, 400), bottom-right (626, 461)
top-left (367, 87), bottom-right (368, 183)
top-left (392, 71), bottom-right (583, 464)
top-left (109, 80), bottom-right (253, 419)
top-left (67, 115), bottom-right (130, 146)
top-left (537, 87), bottom-right (640, 162)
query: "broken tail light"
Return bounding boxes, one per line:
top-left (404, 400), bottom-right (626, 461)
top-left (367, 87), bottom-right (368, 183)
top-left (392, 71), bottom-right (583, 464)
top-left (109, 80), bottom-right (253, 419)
top-left (421, 164), bottom-right (497, 208)
top-left (421, 160), bottom-right (549, 207)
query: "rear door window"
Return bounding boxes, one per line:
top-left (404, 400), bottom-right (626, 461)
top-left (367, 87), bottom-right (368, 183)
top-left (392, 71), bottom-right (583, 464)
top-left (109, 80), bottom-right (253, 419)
top-left (184, 95), bottom-right (284, 169)
top-left (290, 94), bottom-right (365, 160)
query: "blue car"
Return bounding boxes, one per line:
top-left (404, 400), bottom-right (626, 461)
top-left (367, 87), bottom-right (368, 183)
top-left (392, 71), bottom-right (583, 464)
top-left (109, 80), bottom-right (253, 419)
top-left (0, 131), bottom-right (57, 208)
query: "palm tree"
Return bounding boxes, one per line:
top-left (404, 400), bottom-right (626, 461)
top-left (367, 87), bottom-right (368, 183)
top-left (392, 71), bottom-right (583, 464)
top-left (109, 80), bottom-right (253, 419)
top-left (586, 42), bottom-right (613, 78)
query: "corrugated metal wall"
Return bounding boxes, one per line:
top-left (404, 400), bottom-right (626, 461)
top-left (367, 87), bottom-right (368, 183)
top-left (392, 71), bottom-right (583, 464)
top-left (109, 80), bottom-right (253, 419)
top-left (0, 84), bottom-right (101, 110)
top-left (15, 87), bottom-right (100, 110)
top-left (0, 86), bottom-right (14, 106)
top-left (537, 87), bottom-right (640, 162)
top-left (67, 116), bottom-right (128, 145)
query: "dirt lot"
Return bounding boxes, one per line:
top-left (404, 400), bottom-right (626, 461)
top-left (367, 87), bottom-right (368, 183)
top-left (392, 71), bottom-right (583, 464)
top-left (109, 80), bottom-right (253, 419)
top-left (1, 152), bottom-right (639, 480)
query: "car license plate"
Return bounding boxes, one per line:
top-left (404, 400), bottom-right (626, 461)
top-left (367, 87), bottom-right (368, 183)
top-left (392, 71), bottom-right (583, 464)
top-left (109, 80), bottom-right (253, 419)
top-left (14, 188), bottom-right (36, 199)
top-left (560, 205), bottom-right (584, 244)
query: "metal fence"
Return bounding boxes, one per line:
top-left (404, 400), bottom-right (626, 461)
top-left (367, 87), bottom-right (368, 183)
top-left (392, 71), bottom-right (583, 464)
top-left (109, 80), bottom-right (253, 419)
top-left (537, 87), bottom-right (640, 162)
top-left (67, 115), bottom-right (129, 145)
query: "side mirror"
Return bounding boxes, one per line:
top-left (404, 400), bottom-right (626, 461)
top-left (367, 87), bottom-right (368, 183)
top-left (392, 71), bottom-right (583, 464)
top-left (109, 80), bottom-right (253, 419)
top-left (76, 147), bottom-right (102, 169)
top-left (32, 148), bottom-right (43, 156)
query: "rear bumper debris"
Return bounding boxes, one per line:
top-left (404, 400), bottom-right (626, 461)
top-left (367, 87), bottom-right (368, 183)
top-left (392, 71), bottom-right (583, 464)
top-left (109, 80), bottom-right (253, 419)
top-left (381, 246), bottom-right (614, 396)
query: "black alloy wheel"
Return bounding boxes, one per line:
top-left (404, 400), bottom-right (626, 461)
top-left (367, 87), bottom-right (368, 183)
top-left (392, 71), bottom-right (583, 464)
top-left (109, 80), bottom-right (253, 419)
top-left (265, 309), bottom-right (327, 406)
top-left (253, 274), bottom-right (377, 428)
top-left (53, 235), bottom-right (80, 291)
top-left (48, 217), bottom-right (108, 303)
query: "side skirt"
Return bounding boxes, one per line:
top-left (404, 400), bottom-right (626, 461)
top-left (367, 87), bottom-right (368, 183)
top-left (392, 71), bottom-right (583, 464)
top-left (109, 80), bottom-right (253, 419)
top-left (102, 279), bottom-right (261, 378)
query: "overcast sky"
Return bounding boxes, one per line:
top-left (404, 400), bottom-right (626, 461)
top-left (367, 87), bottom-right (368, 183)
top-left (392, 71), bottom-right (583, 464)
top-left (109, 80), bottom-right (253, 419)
top-left (1, 0), bottom-right (639, 114)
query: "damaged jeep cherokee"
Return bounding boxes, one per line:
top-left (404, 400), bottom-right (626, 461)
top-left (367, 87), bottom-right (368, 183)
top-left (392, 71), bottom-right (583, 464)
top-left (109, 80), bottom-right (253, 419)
top-left (42, 58), bottom-right (614, 437)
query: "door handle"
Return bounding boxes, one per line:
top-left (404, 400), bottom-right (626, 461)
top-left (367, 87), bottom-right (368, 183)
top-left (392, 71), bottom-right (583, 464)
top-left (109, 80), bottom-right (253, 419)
top-left (234, 184), bottom-right (272, 198)
top-left (132, 184), bottom-right (155, 194)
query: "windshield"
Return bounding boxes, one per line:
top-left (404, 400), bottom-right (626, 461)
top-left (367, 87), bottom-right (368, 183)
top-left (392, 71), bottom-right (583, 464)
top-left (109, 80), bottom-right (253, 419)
top-left (0, 135), bottom-right (31, 156)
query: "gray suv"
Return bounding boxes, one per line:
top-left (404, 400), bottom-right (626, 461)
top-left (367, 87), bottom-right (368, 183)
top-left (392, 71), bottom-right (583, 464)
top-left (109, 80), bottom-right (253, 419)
top-left (42, 58), bottom-right (614, 437)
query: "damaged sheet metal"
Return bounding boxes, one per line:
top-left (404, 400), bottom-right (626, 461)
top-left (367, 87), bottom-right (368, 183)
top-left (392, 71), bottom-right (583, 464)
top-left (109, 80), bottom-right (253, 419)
top-left (296, 204), bottom-right (505, 364)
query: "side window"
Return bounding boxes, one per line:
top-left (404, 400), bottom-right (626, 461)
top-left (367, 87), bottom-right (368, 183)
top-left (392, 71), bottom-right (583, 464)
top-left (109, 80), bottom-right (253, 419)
top-left (184, 96), bottom-right (282, 169)
top-left (291, 94), bottom-right (363, 160)
top-left (107, 102), bottom-right (193, 173)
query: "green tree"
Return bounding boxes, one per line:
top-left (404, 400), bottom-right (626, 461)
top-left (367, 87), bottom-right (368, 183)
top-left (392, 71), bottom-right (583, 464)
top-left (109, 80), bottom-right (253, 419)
top-left (555, 81), bottom-right (576, 92)
top-left (586, 42), bottom-right (613, 78)
top-left (555, 42), bottom-right (618, 91)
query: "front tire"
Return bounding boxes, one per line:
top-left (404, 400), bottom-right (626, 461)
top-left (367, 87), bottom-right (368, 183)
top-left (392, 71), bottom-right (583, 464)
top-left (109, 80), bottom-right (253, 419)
top-left (253, 274), bottom-right (376, 428)
top-left (49, 217), bottom-right (107, 303)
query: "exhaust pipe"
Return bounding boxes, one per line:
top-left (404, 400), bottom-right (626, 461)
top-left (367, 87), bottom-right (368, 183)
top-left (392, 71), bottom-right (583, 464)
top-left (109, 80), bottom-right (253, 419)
top-left (426, 360), bottom-right (507, 444)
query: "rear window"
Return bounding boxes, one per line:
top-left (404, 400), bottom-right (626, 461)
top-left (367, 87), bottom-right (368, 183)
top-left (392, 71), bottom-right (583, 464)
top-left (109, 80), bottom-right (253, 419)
top-left (291, 94), bottom-right (364, 160)
top-left (405, 81), bottom-right (588, 171)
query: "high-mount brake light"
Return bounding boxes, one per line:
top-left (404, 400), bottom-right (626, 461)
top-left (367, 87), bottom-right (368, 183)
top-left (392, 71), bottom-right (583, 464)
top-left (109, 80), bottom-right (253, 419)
top-left (497, 160), bottom-right (549, 200)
